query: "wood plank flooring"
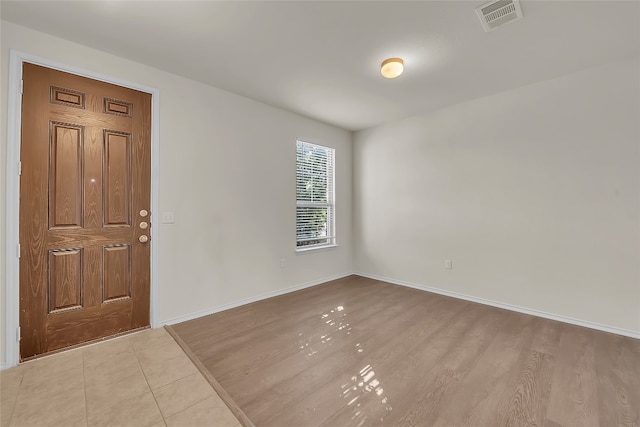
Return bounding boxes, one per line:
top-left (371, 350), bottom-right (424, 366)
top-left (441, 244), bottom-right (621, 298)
top-left (170, 275), bottom-right (640, 427)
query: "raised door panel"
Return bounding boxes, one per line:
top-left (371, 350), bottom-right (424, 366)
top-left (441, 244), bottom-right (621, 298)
top-left (103, 131), bottom-right (131, 226)
top-left (49, 122), bottom-right (83, 228)
top-left (48, 249), bottom-right (83, 313)
top-left (50, 86), bottom-right (85, 109)
top-left (104, 97), bottom-right (133, 117)
top-left (103, 245), bottom-right (131, 302)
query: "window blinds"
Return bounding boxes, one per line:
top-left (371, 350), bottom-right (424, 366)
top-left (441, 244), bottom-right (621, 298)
top-left (296, 141), bottom-right (335, 248)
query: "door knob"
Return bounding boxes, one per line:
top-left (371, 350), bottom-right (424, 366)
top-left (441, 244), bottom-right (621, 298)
top-left (139, 235), bottom-right (149, 243)
top-left (139, 222), bottom-right (148, 229)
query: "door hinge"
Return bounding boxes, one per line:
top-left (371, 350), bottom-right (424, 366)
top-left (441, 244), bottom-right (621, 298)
top-left (18, 161), bottom-right (22, 176)
top-left (16, 326), bottom-right (21, 342)
top-left (17, 243), bottom-right (21, 258)
top-left (20, 79), bottom-right (23, 95)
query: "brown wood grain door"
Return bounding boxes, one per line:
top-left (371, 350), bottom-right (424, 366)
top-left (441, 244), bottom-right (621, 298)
top-left (19, 63), bottom-right (152, 360)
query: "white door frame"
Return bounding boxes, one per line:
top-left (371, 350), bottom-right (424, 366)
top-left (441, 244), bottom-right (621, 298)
top-left (4, 49), bottom-right (161, 368)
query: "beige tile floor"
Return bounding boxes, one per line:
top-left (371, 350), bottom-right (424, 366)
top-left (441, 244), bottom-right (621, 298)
top-left (0, 328), bottom-right (242, 427)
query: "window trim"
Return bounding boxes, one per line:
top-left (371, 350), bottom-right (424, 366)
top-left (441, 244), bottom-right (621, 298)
top-left (295, 140), bottom-right (336, 252)
top-left (295, 243), bottom-right (338, 254)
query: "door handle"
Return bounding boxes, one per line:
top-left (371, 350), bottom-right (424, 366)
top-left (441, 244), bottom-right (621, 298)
top-left (139, 235), bottom-right (149, 243)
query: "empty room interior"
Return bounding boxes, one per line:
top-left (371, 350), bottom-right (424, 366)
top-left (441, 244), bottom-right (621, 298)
top-left (1, 1), bottom-right (639, 426)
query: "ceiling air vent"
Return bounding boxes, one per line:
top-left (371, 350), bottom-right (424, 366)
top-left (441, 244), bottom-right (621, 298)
top-left (476, 0), bottom-right (523, 32)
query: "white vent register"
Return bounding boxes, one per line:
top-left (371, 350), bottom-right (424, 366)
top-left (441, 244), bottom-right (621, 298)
top-left (476, 0), bottom-right (523, 32)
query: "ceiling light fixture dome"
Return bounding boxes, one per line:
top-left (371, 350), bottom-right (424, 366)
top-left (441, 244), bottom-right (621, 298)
top-left (380, 57), bottom-right (404, 79)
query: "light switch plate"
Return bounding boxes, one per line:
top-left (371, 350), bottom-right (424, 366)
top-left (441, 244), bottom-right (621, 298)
top-left (161, 212), bottom-right (175, 224)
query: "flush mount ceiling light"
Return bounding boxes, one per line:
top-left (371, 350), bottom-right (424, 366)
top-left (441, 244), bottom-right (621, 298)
top-left (380, 57), bottom-right (404, 79)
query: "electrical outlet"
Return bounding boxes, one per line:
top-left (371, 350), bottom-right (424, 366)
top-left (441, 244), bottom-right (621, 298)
top-left (445, 259), bottom-right (453, 269)
top-left (280, 259), bottom-right (287, 268)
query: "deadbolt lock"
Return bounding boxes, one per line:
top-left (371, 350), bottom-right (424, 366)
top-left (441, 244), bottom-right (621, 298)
top-left (139, 222), bottom-right (148, 229)
top-left (139, 209), bottom-right (149, 217)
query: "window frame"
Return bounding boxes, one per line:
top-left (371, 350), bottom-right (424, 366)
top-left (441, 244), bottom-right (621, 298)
top-left (295, 140), bottom-right (337, 252)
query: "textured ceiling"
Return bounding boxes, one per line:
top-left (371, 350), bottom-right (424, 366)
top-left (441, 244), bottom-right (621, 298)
top-left (2, 1), bottom-right (639, 131)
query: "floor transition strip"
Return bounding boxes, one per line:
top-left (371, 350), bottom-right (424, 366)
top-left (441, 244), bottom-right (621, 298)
top-left (164, 325), bottom-right (256, 427)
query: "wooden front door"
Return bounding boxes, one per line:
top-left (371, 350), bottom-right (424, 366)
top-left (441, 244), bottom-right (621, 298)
top-left (19, 63), bottom-right (152, 360)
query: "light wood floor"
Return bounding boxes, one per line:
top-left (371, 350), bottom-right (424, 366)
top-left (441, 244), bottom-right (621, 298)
top-left (171, 275), bottom-right (640, 427)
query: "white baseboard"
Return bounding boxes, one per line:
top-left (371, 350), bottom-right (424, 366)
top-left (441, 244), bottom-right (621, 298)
top-left (356, 272), bottom-right (640, 340)
top-left (161, 272), bottom-right (353, 326)
top-left (2, 269), bottom-right (635, 371)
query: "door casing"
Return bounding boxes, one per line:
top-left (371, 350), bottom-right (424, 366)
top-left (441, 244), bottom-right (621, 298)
top-left (4, 49), bottom-right (161, 368)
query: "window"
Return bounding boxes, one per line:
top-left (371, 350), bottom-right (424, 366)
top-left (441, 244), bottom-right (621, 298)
top-left (296, 140), bottom-right (335, 250)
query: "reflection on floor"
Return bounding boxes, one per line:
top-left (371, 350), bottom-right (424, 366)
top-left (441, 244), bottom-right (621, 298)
top-left (0, 328), bottom-right (241, 427)
top-left (171, 275), bottom-right (640, 427)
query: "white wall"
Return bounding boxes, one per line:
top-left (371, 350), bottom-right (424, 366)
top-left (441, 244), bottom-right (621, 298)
top-left (1, 21), bottom-right (353, 366)
top-left (354, 57), bottom-right (640, 335)
top-left (2, 19), bottom-right (638, 368)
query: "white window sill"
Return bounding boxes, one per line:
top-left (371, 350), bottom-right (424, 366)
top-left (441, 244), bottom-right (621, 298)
top-left (295, 244), bottom-right (338, 254)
